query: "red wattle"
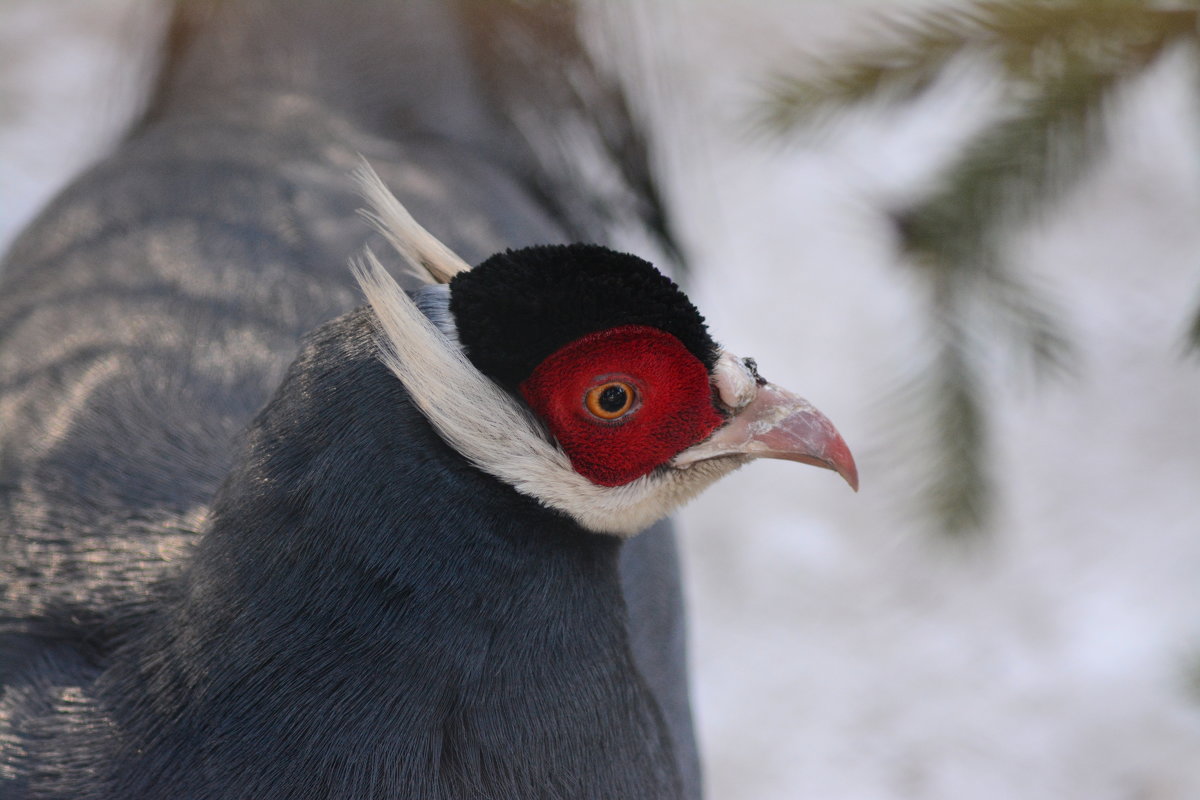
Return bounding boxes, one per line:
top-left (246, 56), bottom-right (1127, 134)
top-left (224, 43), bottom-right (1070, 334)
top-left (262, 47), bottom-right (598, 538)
top-left (520, 325), bottom-right (724, 487)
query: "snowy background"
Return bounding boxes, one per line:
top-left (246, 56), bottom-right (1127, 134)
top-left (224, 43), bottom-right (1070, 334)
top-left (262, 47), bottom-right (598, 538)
top-left (4, 2), bottom-right (1200, 799)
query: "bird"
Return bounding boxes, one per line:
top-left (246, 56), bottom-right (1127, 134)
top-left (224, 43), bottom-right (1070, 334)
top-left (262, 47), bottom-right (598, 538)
top-left (0, 1), bottom-right (856, 798)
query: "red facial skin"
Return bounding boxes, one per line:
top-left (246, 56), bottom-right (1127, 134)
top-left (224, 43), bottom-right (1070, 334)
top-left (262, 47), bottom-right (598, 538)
top-left (519, 325), bottom-right (725, 487)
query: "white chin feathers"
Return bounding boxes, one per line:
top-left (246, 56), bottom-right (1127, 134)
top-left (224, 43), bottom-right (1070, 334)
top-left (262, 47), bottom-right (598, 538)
top-left (350, 162), bottom-right (738, 536)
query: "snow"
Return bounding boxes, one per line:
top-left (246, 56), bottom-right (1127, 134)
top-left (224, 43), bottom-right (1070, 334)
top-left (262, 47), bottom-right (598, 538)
top-left (4, 1), bottom-right (1200, 798)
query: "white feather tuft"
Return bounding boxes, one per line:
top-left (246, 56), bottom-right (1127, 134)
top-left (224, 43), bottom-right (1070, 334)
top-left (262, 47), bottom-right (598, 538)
top-left (352, 159), bottom-right (472, 285)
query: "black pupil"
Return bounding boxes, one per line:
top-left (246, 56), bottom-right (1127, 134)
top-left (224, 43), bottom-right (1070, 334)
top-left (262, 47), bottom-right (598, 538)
top-left (598, 385), bottom-right (628, 413)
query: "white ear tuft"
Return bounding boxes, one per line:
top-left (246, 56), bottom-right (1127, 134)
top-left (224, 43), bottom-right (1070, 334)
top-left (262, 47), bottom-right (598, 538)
top-left (349, 167), bottom-right (736, 537)
top-left (352, 158), bottom-right (472, 285)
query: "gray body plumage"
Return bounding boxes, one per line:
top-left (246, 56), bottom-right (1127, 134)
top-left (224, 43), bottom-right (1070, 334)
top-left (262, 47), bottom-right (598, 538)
top-left (0, 1), bottom-right (699, 796)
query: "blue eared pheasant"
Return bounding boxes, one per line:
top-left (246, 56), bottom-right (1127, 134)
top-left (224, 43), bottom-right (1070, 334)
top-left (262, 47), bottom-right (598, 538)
top-left (0, 1), bottom-right (856, 797)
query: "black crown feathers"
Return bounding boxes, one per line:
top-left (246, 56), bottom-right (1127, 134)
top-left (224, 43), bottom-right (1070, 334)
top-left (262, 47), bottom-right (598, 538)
top-left (448, 244), bottom-right (719, 391)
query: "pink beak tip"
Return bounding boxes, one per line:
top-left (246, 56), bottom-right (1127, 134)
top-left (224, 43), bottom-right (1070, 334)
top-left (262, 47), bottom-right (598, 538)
top-left (828, 437), bottom-right (860, 492)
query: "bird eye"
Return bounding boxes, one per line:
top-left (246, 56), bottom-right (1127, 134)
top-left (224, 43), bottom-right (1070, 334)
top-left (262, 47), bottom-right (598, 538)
top-left (585, 381), bottom-right (636, 421)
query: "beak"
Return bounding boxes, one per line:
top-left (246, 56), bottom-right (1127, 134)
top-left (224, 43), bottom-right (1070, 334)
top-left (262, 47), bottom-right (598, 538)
top-left (672, 357), bottom-right (859, 491)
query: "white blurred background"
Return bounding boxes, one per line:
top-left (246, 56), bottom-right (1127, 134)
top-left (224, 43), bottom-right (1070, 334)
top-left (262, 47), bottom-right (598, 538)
top-left (4, 2), bottom-right (1200, 798)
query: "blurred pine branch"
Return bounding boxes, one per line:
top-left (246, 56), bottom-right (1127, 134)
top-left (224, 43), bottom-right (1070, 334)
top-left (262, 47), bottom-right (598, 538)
top-left (759, 0), bottom-right (1200, 537)
top-left (760, 0), bottom-right (1197, 127)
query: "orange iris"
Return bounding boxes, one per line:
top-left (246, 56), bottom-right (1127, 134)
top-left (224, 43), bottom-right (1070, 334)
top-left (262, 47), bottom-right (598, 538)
top-left (585, 381), bottom-right (636, 420)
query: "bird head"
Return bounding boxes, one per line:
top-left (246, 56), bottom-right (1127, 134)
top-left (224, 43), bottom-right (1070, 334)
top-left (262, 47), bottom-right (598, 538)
top-left (352, 163), bottom-right (857, 536)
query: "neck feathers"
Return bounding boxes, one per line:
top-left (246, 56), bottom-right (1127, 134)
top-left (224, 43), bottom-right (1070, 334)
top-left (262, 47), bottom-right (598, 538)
top-left (92, 309), bottom-right (682, 799)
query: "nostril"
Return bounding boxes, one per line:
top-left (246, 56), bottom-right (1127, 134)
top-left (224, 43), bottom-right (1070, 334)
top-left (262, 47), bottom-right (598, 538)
top-left (713, 351), bottom-right (759, 411)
